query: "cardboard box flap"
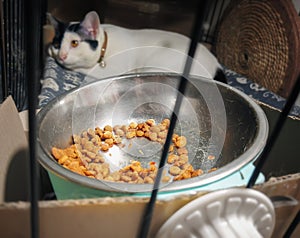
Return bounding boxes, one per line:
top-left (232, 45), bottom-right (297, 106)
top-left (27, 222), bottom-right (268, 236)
top-left (0, 96), bottom-right (30, 203)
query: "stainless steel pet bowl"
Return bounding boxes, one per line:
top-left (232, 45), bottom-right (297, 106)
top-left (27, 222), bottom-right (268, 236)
top-left (37, 73), bottom-right (268, 198)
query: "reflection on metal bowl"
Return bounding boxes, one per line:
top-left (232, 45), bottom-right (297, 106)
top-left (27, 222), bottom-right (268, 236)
top-left (37, 73), bottom-right (268, 199)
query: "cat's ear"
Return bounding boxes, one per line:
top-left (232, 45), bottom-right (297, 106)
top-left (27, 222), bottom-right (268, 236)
top-left (80, 11), bottom-right (100, 40)
top-left (47, 13), bottom-right (63, 31)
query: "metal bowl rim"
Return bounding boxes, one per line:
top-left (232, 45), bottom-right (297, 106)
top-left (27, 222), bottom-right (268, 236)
top-left (37, 72), bottom-right (269, 194)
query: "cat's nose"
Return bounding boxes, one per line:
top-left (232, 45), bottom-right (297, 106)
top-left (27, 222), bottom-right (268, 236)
top-left (59, 52), bottom-right (68, 61)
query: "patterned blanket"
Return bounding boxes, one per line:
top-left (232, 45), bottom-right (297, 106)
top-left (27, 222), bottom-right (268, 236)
top-left (39, 57), bottom-right (300, 118)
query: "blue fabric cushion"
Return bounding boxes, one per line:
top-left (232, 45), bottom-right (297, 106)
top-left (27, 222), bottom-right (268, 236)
top-left (39, 57), bottom-right (300, 117)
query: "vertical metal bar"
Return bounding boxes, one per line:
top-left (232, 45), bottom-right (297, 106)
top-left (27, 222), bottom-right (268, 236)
top-left (25, 0), bottom-right (43, 236)
top-left (20, 0), bottom-right (27, 110)
top-left (137, 1), bottom-right (210, 237)
top-left (283, 210), bottom-right (300, 238)
top-left (5, 1), bottom-right (11, 98)
top-left (9, 1), bottom-right (14, 103)
top-left (16, 0), bottom-right (21, 109)
top-left (18, 0), bottom-right (26, 110)
top-left (211, 0), bottom-right (226, 44)
top-left (205, 0), bottom-right (218, 42)
top-left (247, 73), bottom-right (300, 188)
top-left (1, 0), bottom-right (27, 110)
top-left (15, 0), bottom-right (21, 110)
top-left (217, 0), bottom-right (226, 25)
top-left (12, 0), bottom-right (17, 108)
top-left (0, 0), bottom-right (8, 100)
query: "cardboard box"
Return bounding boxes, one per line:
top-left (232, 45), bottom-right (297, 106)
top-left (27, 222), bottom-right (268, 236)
top-left (0, 96), bottom-right (299, 238)
top-left (0, 96), bottom-right (30, 203)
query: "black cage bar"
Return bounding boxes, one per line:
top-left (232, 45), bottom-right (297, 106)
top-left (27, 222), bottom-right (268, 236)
top-left (0, 0), bottom-right (27, 111)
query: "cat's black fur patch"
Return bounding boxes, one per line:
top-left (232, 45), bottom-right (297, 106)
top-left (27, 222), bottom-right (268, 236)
top-left (52, 21), bottom-right (99, 51)
top-left (84, 40), bottom-right (98, 50)
top-left (67, 23), bottom-right (80, 32)
top-left (51, 21), bottom-right (68, 49)
top-left (67, 23), bottom-right (99, 50)
top-left (213, 68), bottom-right (227, 84)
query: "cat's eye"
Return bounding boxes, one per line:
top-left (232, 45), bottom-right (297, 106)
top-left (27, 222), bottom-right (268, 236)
top-left (71, 40), bottom-right (79, 48)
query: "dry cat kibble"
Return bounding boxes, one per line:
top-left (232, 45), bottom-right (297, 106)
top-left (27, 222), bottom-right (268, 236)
top-left (51, 118), bottom-right (214, 183)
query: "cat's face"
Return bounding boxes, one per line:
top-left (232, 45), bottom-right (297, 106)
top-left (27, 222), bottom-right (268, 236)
top-left (48, 12), bottom-right (101, 71)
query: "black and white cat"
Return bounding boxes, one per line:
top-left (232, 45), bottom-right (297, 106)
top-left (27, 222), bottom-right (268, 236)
top-left (48, 11), bottom-right (226, 83)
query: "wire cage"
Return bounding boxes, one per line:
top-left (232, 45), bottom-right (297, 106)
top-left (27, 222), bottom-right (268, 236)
top-left (1, 0), bottom-right (300, 237)
top-left (0, 0), bottom-right (27, 111)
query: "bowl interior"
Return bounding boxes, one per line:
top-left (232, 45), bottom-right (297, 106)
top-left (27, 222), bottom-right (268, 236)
top-left (37, 73), bottom-right (268, 193)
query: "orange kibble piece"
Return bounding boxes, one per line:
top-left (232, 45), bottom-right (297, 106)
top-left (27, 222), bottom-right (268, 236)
top-left (146, 119), bottom-right (155, 126)
top-left (207, 155), bottom-right (216, 160)
top-left (116, 129), bottom-right (125, 137)
top-left (105, 138), bottom-right (114, 146)
top-left (144, 176), bottom-right (154, 184)
top-left (192, 169), bottom-right (203, 177)
top-left (83, 141), bottom-right (94, 151)
top-left (137, 123), bottom-right (144, 129)
top-left (174, 136), bottom-right (187, 148)
top-left (158, 123), bottom-right (167, 131)
top-left (58, 155), bottom-right (69, 165)
top-left (144, 131), bottom-right (150, 138)
top-left (69, 160), bottom-right (80, 169)
top-left (172, 134), bottom-right (179, 142)
top-left (162, 176), bottom-right (171, 182)
top-left (86, 151), bottom-right (97, 159)
top-left (167, 154), bottom-right (178, 164)
top-left (142, 123), bottom-right (150, 132)
top-left (101, 143), bottom-right (109, 151)
top-left (150, 125), bottom-right (160, 133)
top-left (121, 125), bottom-right (128, 132)
top-left (136, 130), bottom-right (144, 137)
top-left (129, 122), bottom-right (138, 129)
top-left (84, 170), bottom-right (96, 176)
top-left (121, 175), bottom-right (131, 182)
top-left (95, 127), bottom-right (103, 137)
top-left (52, 147), bottom-right (65, 159)
top-left (104, 125), bottom-right (113, 132)
top-left (208, 167), bottom-right (217, 173)
top-left (169, 165), bottom-right (181, 176)
top-left (162, 118), bottom-right (170, 127)
top-left (103, 131), bottom-right (113, 139)
top-left (149, 132), bottom-right (157, 141)
top-left (52, 118), bottom-right (201, 184)
top-left (158, 131), bottom-right (167, 139)
top-left (73, 134), bottom-right (81, 144)
top-left (81, 131), bottom-right (89, 139)
top-left (114, 136), bottom-right (122, 144)
top-left (126, 130), bottom-right (136, 139)
top-left (87, 128), bottom-right (95, 137)
top-left (179, 154), bottom-right (189, 163)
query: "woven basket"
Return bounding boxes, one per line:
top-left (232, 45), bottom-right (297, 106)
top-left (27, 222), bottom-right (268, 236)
top-left (214, 0), bottom-right (300, 98)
